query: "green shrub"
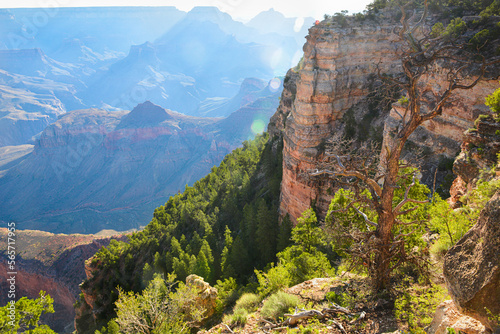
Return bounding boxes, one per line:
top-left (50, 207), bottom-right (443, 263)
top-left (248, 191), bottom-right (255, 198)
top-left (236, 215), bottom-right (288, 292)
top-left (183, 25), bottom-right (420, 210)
top-left (223, 307), bottom-right (249, 327)
top-left (398, 96), bottom-right (409, 106)
top-left (325, 291), bottom-right (345, 307)
top-left (298, 325), bottom-right (320, 334)
top-left (114, 275), bottom-right (205, 334)
top-left (430, 178), bottom-right (500, 258)
top-left (485, 83), bottom-right (500, 118)
top-left (430, 195), bottom-right (478, 258)
top-left (470, 29), bottom-right (490, 48)
top-left (443, 18), bottom-right (467, 39)
top-left (333, 10), bottom-right (349, 27)
top-left (431, 22), bottom-right (445, 38)
top-left (234, 293), bottom-right (261, 312)
top-left (394, 278), bottom-right (448, 333)
top-left (260, 291), bottom-right (300, 321)
top-left (480, 0), bottom-right (500, 17)
top-left (255, 264), bottom-right (291, 297)
top-left (215, 277), bottom-right (239, 308)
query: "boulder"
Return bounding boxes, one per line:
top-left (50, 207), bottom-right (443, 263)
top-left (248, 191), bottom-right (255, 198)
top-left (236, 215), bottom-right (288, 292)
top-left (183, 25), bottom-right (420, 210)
top-left (186, 274), bottom-right (218, 319)
top-left (443, 190), bottom-right (500, 332)
top-left (426, 300), bottom-right (486, 334)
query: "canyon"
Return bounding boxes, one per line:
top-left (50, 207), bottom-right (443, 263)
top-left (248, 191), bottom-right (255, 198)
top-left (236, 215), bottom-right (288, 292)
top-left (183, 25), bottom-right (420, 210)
top-left (0, 228), bottom-right (126, 333)
top-left (0, 80), bottom-right (281, 234)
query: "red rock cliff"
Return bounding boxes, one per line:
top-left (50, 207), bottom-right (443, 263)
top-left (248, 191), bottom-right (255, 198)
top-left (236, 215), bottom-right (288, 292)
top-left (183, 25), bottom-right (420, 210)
top-left (272, 18), bottom-right (500, 222)
top-left (272, 20), bottom-right (400, 221)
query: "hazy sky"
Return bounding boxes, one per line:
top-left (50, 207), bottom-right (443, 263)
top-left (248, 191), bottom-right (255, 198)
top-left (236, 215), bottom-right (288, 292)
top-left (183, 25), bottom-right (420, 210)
top-left (0, 0), bottom-right (374, 21)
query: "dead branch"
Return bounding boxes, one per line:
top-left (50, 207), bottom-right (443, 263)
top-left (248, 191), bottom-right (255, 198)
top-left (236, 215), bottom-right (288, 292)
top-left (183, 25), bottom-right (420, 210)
top-left (353, 206), bottom-right (378, 228)
top-left (222, 323), bottom-right (234, 333)
top-left (283, 309), bottom-right (324, 326)
top-left (331, 319), bottom-right (347, 334)
top-left (394, 176), bottom-right (429, 215)
top-left (350, 311), bottom-right (367, 324)
top-left (323, 303), bottom-right (354, 316)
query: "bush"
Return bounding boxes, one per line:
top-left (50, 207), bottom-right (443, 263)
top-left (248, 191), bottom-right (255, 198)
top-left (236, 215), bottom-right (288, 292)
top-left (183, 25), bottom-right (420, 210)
top-left (470, 29), bottom-right (490, 48)
top-left (325, 291), bottom-right (345, 306)
top-left (431, 22), bottom-right (445, 38)
top-left (394, 278), bottom-right (448, 333)
top-left (255, 264), bottom-right (291, 297)
top-left (429, 196), bottom-right (477, 258)
top-left (223, 307), bottom-right (248, 327)
top-left (485, 83), bottom-right (500, 118)
top-left (443, 18), bottom-right (467, 39)
top-left (114, 275), bottom-right (205, 334)
top-left (234, 293), bottom-right (261, 312)
top-left (260, 291), bottom-right (300, 321)
top-left (215, 277), bottom-right (239, 308)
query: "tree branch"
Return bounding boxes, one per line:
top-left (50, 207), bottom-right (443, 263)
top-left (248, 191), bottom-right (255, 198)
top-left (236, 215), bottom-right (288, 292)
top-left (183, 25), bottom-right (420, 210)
top-left (353, 206), bottom-right (378, 228)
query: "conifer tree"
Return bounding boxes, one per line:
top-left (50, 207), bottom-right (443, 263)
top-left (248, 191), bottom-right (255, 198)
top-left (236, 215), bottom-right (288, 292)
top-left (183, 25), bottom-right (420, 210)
top-left (194, 250), bottom-right (211, 282)
top-left (256, 199), bottom-right (278, 265)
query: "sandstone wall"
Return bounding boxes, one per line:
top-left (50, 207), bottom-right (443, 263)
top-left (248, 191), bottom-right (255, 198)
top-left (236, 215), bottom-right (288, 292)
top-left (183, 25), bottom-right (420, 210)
top-left (275, 18), bottom-right (500, 222)
top-left (276, 21), bottom-right (400, 221)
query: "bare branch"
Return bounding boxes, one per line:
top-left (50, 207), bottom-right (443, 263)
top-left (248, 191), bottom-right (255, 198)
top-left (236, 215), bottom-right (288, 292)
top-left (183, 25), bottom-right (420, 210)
top-left (283, 310), bottom-right (324, 326)
top-left (396, 206), bottom-right (421, 216)
top-left (394, 176), bottom-right (428, 215)
top-left (353, 206), bottom-right (378, 228)
top-left (222, 323), bottom-right (234, 333)
top-left (332, 320), bottom-right (347, 334)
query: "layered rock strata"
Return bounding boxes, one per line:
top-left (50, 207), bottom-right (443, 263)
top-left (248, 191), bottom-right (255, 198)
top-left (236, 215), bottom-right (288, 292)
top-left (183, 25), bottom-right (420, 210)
top-left (383, 70), bottom-right (499, 187)
top-left (273, 17), bottom-right (499, 222)
top-left (0, 228), bottom-right (125, 333)
top-left (274, 20), bottom-right (401, 221)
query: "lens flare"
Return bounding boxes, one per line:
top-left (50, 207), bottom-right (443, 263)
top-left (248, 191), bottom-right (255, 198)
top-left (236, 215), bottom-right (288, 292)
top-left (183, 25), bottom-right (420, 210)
top-left (251, 119), bottom-right (266, 135)
top-left (294, 17), bottom-right (305, 32)
top-left (269, 77), bottom-right (281, 92)
top-left (269, 47), bottom-right (283, 70)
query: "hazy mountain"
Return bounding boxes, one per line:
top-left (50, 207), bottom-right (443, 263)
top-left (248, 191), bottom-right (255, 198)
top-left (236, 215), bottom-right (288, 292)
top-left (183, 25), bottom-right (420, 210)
top-left (0, 77), bottom-right (281, 234)
top-left (0, 48), bottom-right (86, 87)
top-left (0, 69), bottom-right (85, 146)
top-left (199, 77), bottom-right (276, 117)
top-left (0, 6), bottom-right (309, 117)
top-left (247, 8), bottom-right (316, 45)
top-left (0, 5), bottom-right (306, 233)
top-left (82, 13), bottom-right (279, 115)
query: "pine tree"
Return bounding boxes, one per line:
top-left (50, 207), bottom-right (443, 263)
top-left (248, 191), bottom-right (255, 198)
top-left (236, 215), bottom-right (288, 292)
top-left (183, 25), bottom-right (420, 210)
top-left (194, 250), bottom-right (211, 282)
top-left (142, 263), bottom-right (155, 287)
top-left (228, 235), bottom-right (251, 280)
top-left (277, 214), bottom-right (293, 252)
top-left (256, 199), bottom-right (278, 265)
top-left (221, 226), bottom-right (235, 278)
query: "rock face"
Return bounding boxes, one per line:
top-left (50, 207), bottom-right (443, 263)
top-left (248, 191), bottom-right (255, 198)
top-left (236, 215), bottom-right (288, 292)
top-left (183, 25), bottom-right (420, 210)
top-left (273, 19), bottom-right (401, 221)
top-left (443, 190), bottom-right (500, 332)
top-left (450, 115), bottom-right (500, 205)
top-left (383, 71), bottom-right (499, 189)
top-left (271, 16), bottom-right (500, 222)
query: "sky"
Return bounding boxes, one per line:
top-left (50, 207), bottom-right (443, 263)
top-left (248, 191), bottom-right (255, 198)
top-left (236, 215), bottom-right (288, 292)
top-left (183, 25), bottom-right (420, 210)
top-left (0, 0), bottom-right (374, 21)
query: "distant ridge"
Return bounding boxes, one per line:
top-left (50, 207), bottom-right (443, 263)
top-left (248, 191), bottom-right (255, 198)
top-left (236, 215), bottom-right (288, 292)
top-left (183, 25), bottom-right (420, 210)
top-left (117, 101), bottom-right (173, 129)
